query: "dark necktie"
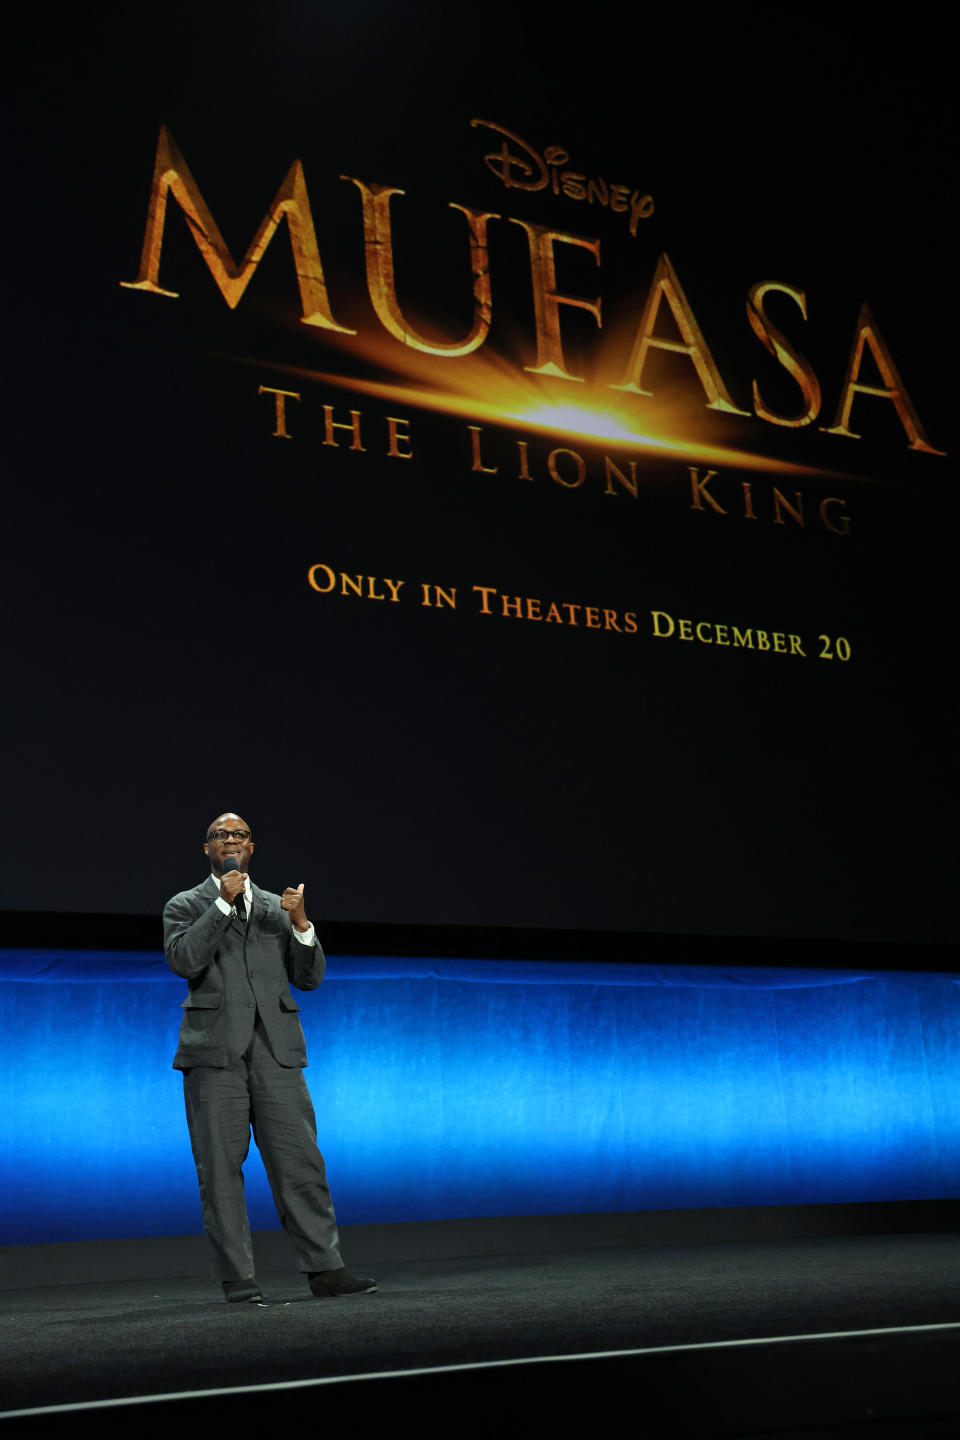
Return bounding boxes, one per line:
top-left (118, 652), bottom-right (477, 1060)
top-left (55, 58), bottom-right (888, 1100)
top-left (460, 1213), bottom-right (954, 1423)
top-left (235, 890), bottom-right (246, 921)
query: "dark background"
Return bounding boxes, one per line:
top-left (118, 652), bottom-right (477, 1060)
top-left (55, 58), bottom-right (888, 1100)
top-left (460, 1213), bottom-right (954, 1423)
top-left (2, 1), bottom-right (955, 952)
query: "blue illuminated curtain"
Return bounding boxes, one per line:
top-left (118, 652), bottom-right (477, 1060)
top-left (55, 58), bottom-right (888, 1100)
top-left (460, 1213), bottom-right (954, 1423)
top-left (1, 951), bottom-right (958, 1244)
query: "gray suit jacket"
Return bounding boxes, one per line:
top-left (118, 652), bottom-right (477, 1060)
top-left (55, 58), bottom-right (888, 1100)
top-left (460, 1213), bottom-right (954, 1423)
top-left (163, 877), bottom-right (326, 1070)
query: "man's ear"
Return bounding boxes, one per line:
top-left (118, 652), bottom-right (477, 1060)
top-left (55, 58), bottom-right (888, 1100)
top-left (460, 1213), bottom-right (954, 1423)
top-left (203, 843), bottom-right (210, 860)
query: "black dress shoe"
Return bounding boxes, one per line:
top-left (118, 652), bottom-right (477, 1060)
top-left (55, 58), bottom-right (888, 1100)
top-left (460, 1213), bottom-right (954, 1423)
top-left (223, 1279), bottom-right (264, 1303)
top-left (308, 1268), bottom-right (377, 1297)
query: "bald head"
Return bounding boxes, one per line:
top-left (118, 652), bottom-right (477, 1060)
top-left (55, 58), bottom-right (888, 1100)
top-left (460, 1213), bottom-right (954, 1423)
top-left (204, 813), bottom-right (255, 877)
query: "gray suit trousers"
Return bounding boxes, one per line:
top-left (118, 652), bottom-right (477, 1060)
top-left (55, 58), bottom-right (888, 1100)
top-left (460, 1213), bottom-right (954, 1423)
top-left (182, 1018), bottom-right (342, 1281)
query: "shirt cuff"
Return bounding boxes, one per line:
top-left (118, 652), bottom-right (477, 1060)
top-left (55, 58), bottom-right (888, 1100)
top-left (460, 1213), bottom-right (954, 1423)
top-left (293, 923), bottom-right (315, 945)
top-left (214, 896), bottom-right (232, 916)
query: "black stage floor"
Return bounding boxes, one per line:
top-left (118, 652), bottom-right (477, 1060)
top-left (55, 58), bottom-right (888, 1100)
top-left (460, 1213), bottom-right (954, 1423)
top-left (1, 1220), bottom-right (958, 1437)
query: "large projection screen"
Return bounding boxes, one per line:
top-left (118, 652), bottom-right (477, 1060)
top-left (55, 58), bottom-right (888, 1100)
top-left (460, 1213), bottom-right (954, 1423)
top-left (3, 2), bottom-right (955, 949)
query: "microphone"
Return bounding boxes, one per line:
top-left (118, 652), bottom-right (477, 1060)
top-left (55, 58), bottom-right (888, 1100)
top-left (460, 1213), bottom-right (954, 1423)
top-left (222, 855), bottom-right (245, 918)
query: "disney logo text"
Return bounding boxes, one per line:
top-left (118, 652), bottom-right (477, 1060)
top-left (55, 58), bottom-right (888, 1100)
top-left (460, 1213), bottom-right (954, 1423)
top-left (471, 118), bottom-right (654, 236)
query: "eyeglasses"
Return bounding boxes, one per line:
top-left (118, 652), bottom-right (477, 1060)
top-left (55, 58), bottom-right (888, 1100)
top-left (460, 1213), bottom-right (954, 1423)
top-left (208, 829), bottom-right (251, 843)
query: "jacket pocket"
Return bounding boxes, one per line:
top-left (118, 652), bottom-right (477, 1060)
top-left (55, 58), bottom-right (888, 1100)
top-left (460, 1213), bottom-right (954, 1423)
top-left (180, 993), bottom-right (222, 1009)
top-left (279, 995), bottom-right (301, 1012)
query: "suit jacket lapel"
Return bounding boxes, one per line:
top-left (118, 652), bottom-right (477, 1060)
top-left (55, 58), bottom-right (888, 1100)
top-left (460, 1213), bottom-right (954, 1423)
top-left (200, 876), bottom-right (220, 913)
top-left (248, 883), bottom-right (268, 931)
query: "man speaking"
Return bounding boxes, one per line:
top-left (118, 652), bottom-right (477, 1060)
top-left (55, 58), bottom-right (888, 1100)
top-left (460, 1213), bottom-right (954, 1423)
top-left (163, 811), bottom-right (375, 1302)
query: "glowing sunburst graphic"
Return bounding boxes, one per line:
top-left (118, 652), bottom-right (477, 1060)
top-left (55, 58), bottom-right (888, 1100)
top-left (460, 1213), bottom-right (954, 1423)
top-left (214, 324), bottom-right (853, 482)
top-left (507, 401), bottom-right (668, 449)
